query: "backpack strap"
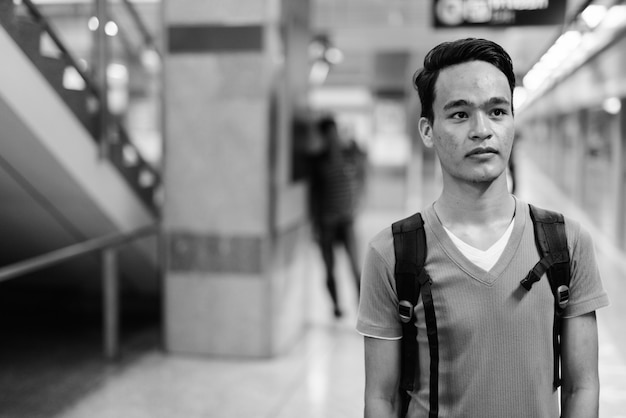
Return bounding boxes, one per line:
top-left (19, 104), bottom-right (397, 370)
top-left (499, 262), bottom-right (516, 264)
top-left (522, 204), bottom-right (571, 389)
top-left (392, 213), bottom-right (439, 417)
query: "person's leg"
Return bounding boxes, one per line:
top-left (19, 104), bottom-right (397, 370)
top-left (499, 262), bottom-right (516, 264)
top-left (319, 224), bottom-right (342, 317)
top-left (338, 219), bottom-right (361, 296)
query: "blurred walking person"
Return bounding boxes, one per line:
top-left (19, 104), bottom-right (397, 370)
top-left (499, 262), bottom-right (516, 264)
top-left (309, 115), bottom-right (366, 318)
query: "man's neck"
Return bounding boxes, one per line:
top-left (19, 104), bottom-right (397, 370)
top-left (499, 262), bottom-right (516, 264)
top-left (433, 178), bottom-right (516, 250)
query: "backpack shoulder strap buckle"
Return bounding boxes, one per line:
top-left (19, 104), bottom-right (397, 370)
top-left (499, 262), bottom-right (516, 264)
top-left (398, 300), bottom-right (414, 323)
top-left (557, 285), bottom-right (570, 310)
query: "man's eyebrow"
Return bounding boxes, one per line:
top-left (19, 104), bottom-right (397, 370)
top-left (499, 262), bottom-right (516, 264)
top-left (486, 97), bottom-right (511, 107)
top-left (443, 99), bottom-right (471, 111)
top-left (442, 97), bottom-right (510, 111)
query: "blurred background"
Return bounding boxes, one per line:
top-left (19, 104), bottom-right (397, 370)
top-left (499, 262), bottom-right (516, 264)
top-left (1, 0), bottom-right (626, 416)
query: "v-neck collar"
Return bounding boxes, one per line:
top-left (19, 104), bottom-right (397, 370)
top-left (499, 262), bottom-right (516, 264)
top-left (423, 198), bottom-right (527, 286)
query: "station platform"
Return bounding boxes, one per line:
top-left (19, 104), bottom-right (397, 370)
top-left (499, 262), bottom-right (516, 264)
top-left (2, 142), bottom-right (626, 418)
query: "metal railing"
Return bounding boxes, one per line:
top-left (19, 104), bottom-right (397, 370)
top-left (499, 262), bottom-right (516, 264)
top-left (20, 0), bottom-right (100, 98)
top-left (12, 0), bottom-right (163, 214)
top-left (0, 225), bottom-right (160, 359)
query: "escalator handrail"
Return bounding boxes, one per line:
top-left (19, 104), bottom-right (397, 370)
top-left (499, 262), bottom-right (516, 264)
top-left (0, 224), bottom-right (158, 283)
top-left (18, 0), bottom-right (162, 212)
top-left (21, 0), bottom-right (101, 99)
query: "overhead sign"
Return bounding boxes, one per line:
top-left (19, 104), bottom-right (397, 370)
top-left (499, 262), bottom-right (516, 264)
top-left (433, 0), bottom-right (567, 27)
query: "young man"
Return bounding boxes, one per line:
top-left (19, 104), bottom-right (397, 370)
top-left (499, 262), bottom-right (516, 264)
top-left (357, 38), bottom-right (609, 417)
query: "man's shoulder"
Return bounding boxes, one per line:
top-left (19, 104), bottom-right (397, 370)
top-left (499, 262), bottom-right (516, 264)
top-left (366, 211), bottom-right (429, 261)
top-left (523, 201), bottom-right (589, 252)
top-left (524, 202), bottom-right (584, 237)
top-left (369, 226), bottom-right (394, 253)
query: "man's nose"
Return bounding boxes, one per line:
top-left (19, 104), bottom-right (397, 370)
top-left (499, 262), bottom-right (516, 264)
top-left (469, 112), bottom-right (492, 140)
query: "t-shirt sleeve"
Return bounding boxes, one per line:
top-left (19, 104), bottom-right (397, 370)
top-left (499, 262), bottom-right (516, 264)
top-left (562, 220), bottom-right (610, 318)
top-left (356, 231), bottom-right (402, 339)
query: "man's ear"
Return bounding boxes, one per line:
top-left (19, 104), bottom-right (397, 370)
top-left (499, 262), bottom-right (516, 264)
top-left (418, 117), bottom-right (434, 148)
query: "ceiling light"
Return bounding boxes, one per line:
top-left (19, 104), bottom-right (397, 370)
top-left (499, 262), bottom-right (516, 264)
top-left (324, 47), bottom-right (343, 65)
top-left (602, 97), bottom-right (621, 115)
top-left (88, 16), bottom-right (99, 31)
top-left (309, 61), bottom-right (330, 86)
top-left (580, 4), bottom-right (607, 29)
top-left (105, 21), bottom-right (118, 37)
top-left (600, 5), bottom-right (626, 29)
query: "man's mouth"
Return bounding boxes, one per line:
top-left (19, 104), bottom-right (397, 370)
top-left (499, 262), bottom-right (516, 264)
top-left (467, 147), bottom-right (498, 157)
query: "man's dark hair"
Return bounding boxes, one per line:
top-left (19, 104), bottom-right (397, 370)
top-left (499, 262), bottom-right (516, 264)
top-left (413, 38), bottom-right (516, 122)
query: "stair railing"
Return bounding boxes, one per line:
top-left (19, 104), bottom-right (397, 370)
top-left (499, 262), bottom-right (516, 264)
top-left (92, 0), bottom-right (164, 214)
top-left (13, 0), bottom-right (162, 215)
top-left (93, 0), bottom-right (111, 159)
top-left (20, 0), bottom-right (101, 99)
top-left (104, 0), bottom-right (163, 209)
top-left (0, 225), bottom-right (161, 359)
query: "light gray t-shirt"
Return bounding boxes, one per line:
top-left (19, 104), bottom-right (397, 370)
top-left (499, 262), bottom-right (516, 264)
top-left (357, 199), bottom-right (609, 418)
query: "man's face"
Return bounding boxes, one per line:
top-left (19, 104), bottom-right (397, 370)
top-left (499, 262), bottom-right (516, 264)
top-left (419, 60), bottom-right (514, 186)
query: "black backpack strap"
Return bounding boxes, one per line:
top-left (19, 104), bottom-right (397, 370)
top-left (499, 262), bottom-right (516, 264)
top-left (392, 213), bottom-right (438, 417)
top-left (522, 204), bottom-right (571, 389)
top-left (421, 273), bottom-right (439, 418)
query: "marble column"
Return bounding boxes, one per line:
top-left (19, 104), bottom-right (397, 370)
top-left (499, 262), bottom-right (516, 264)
top-left (162, 0), bottom-right (312, 358)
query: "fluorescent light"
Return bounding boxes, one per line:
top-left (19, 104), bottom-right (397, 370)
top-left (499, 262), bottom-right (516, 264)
top-left (600, 5), bottom-right (626, 29)
top-left (104, 20), bottom-right (118, 36)
top-left (88, 16), bottom-right (98, 31)
top-left (554, 30), bottom-right (582, 49)
top-left (580, 4), bottom-right (607, 29)
top-left (324, 47), bottom-right (343, 65)
top-left (309, 87), bottom-right (373, 108)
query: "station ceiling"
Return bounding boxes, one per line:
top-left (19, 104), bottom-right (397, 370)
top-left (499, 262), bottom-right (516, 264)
top-left (311, 0), bottom-right (590, 91)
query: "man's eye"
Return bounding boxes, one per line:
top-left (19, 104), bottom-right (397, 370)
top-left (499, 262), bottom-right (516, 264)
top-left (492, 108), bottom-right (508, 116)
top-left (452, 112), bottom-right (468, 119)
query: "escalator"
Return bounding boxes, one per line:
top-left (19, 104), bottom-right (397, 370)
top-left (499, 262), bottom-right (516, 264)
top-left (0, 0), bottom-right (161, 302)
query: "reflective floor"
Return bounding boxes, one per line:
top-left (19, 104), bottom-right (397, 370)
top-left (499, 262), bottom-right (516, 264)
top-left (3, 143), bottom-right (626, 418)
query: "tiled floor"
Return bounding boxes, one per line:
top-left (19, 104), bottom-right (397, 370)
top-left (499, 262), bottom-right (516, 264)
top-left (3, 144), bottom-right (626, 418)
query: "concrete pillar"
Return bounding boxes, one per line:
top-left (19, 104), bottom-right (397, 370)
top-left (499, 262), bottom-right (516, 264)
top-left (162, 0), bottom-right (313, 358)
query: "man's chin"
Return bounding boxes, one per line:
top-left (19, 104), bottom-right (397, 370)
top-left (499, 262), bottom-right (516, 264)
top-left (447, 167), bottom-right (507, 186)
top-left (464, 170), bottom-right (507, 185)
